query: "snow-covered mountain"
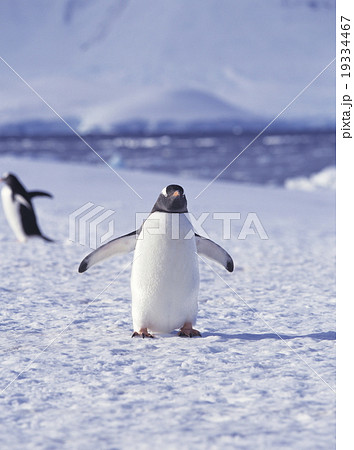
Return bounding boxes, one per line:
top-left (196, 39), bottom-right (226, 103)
top-left (0, 0), bottom-right (335, 134)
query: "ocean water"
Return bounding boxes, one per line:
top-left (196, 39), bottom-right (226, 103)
top-left (0, 131), bottom-right (335, 188)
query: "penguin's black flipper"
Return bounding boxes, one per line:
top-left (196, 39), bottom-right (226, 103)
top-left (195, 234), bottom-right (234, 272)
top-left (28, 192), bottom-right (54, 241)
top-left (79, 230), bottom-right (138, 273)
top-left (29, 191), bottom-right (53, 199)
top-left (19, 204), bottom-right (54, 243)
top-left (40, 234), bottom-right (55, 243)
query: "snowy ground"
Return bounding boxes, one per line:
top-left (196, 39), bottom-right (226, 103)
top-left (0, 156), bottom-right (335, 449)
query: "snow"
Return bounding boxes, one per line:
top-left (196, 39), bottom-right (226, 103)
top-left (0, 155), bottom-right (335, 448)
top-left (0, 0), bottom-right (335, 132)
top-left (78, 88), bottom-right (257, 133)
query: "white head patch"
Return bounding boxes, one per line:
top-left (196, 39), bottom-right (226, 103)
top-left (161, 187), bottom-right (168, 197)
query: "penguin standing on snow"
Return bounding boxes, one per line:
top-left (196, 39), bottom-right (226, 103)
top-left (0, 172), bottom-right (53, 242)
top-left (79, 185), bottom-right (233, 338)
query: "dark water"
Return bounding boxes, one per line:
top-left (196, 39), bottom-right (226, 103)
top-left (0, 131), bottom-right (335, 187)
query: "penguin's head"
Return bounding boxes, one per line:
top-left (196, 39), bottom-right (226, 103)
top-left (151, 185), bottom-right (188, 213)
top-left (0, 172), bottom-right (20, 188)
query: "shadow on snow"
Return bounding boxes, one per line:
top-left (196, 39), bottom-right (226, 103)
top-left (203, 331), bottom-right (336, 341)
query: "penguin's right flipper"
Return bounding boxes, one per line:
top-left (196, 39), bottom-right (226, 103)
top-left (78, 230), bottom-right (137, 273)
top-left (29, 191), bottom-right (53, 199)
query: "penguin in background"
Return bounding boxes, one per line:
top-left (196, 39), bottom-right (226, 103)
top-left (79, 184), bottom-right (234, 338)
top-left (0, 172), bottom-right (53, 242)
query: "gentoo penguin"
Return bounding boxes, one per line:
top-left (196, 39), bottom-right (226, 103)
top-left (79, 185), bottom-right (233, 338)
top-left (0, 172), bottom-right (53, 242)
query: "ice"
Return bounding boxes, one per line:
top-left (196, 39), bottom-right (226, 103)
top-left (284, 166), bottom-right (336, 191)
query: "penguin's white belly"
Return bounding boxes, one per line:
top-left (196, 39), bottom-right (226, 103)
top-left (1, 186), bottom-right (26, 242)
top-left (131, 212), bottom-right (199, 333)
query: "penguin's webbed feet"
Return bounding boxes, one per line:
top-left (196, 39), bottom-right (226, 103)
top-left (131, 328), bottom-right (154, 339)
top-left (178, 323), bottom-right (202, 338)
top-left (178, 329), bottom-right (202, 338)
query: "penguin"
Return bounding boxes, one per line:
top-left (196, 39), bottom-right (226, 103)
top-left (0, 172), bottom-right (53, 242)
top-left (79, 184), bottom-right (234, 338)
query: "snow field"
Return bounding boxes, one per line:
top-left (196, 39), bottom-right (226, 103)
top-left (0, 156), bottom-right (335, 449)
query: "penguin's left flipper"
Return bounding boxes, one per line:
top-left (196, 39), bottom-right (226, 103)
top-left (78, 231), bottom-right (137, 273)
top-left (29, 191), bottom-right (53, 199)
top-left (195, 234), bottom-right (234, 272)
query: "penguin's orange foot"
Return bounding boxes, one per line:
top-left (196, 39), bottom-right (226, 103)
top-left (131, 328), bottom-right (154, 338)
top-left (178, 322), bottom-right (201, 338)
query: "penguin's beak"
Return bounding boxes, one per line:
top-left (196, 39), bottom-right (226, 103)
top-left (172, 190), bottom-right (180, 197)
